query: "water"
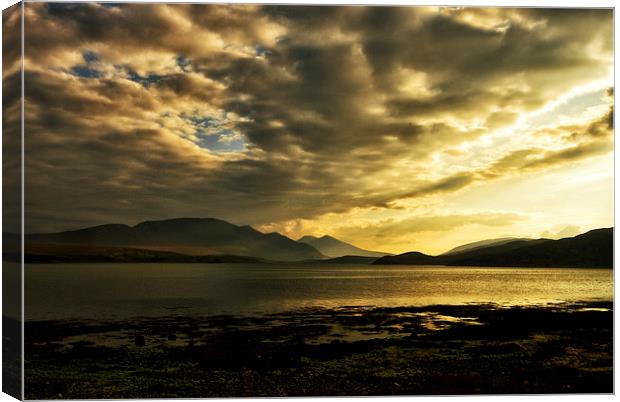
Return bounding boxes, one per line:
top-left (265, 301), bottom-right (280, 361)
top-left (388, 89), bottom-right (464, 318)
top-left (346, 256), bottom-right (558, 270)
top-left (25, 263), bottom-right (613, 321)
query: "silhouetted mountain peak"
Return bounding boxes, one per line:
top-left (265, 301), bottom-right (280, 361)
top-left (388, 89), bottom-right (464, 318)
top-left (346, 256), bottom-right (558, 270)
top-left (136, 217), bottom-right (219, 224)
top-left (62, 223), bottom-right (132, 233)
top-left (442, 237), bottom-right (531, 255)
top-left (374, 227), bottom-right (613, 268)
top-left (298, 234), bottom-right (390, 258)
top-left (26, 217), bottom-right (325, 261)
top-left (134, 217), bottom-right (230, 229)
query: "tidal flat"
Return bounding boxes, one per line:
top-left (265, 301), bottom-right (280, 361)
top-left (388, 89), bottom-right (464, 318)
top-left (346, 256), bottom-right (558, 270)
top-left (22, 301), bottom-right (612, 398)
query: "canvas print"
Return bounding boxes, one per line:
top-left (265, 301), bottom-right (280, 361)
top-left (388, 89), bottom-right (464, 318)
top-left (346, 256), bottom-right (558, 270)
top-left (1, 2), bottom-right (614, 399)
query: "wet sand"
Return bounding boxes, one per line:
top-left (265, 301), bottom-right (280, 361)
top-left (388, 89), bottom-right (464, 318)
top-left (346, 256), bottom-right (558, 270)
top-left (22, 301), bottom-right (612, 398)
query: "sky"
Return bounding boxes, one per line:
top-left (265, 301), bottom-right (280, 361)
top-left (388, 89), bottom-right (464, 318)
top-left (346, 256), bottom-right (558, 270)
top-left (10, 4), bottom-right (614, 254)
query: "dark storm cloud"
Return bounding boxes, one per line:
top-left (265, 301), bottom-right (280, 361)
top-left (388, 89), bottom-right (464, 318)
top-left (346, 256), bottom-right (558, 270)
top-left (3, 4), bottom-right (22, 233)
top-left (398, 173), bottom-right (477, 200)
top-left (2, 3), bottom-right (21, 74)
top-left (21, 4), bottom-right (613, 232)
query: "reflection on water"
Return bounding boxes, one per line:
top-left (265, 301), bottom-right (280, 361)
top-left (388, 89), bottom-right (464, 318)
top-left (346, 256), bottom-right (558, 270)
top-left (3, 261), bottom-right (22, 320)
top-left (25, 263), bottom-right (613, 321)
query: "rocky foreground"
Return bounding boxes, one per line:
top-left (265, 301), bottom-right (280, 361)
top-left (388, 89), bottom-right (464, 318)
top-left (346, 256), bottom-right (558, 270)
top-left (21, 301), bottom-right (612, 398)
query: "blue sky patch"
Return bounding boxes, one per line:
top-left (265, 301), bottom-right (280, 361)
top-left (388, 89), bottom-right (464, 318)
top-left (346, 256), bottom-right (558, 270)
top-left (71, 65), bottom-right (102, 79)
top-left (196, 129), bottom-right (247, 153)
top-left (176, 55), bottom-right (190, 72)
top-left (186, 115), bottom-right (215, 128)
top-left (254, 45), bottom-right (271, 57)
top-left (126, 70), bottom-right (164, 87)
top-left (179, 113), bottom-right (247, 153)
top-left (69, 51), bottom-right (102, 79)
top-left (83, 51), bottom-right (100, 63)
top-left (99, 3), bottom-right (124, 9)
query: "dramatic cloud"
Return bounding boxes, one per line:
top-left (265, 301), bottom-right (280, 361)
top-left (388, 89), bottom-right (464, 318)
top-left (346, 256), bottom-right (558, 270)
top-left (3, 3), bottom-right (22, 233)
top-left (335, 212), bottom-right (525, 240)
top-left (21, 4), bottom-right (613, 252)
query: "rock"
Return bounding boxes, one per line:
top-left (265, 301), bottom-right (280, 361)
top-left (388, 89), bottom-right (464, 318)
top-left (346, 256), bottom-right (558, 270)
top-left (134, 335), bottom-right (146, 347)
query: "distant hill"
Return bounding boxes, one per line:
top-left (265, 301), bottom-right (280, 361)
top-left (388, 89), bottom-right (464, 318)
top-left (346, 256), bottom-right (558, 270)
top-left (322, 255), bottom-right (379, 264)
top-left (298, 235), bottom-right (389, 258)
top-left (19, 221), bottom-right (613, 267)
top-left (371, 251), bottom-right (438, 266)
top-left (449, 228), bottom-right (612, 268)
top-left (442, 237), bottom-right (530, 255)
top-left (441, 239), bottom-right (550, 264)
top-left (24, 218), bottom-right (325, 262)
top-left (24, 244), bottom-right (264, 264)
top-left (374, 228), bottom-right (613, 268)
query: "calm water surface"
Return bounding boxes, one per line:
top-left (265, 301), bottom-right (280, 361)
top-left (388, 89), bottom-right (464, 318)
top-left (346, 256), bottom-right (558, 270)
top-left (25, 263), bottom-right (613, 321)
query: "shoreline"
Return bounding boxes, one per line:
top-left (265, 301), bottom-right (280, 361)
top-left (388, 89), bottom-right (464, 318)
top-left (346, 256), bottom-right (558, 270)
top-left (20, 300), bottom-right (613, 398)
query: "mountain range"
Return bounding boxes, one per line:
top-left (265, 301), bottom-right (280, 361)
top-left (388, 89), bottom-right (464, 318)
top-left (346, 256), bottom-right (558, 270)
top-left (373, 228), bottom-right (613, 268)
top-left (15, 217), bottom-right (613, 268)
top-left (441, 237), bottom-right (530, 255)
top-left (298, 235), bottom-right (390, 258)
top-left (24, 218), bottom-right (323, 262)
